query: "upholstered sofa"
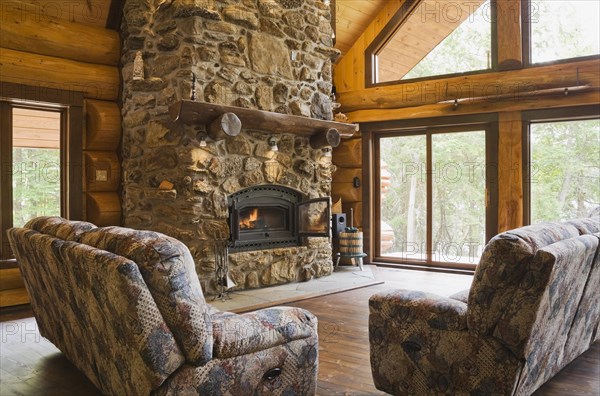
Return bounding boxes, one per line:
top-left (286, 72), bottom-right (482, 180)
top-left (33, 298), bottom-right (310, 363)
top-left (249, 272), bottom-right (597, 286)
top-left (8, 217), bottom-right (318, 396)
top-left (369, 217), bottom-right (600, 395)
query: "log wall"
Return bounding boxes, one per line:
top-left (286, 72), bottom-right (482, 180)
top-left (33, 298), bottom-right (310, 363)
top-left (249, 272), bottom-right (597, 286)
top-left (0, 0), bottom-right (120, 307)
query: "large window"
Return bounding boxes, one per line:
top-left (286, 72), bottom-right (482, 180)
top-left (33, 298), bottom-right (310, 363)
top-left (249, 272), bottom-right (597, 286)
top-left (12, 108), bottom-right (62, 227)
top-left (0, 83), bottom-right (83, 261)
top-left (373, 118), bottom-right (498, 270)
top-left (524, 108), bottom-right (600, 224)
top-left (524, 0), bottom-right (600, 64)
top-left (369, 0), bottom-right (494, 85)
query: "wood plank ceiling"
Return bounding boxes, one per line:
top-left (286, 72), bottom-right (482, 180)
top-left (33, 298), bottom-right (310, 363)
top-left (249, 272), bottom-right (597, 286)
top-left (334, 0), bottom-right (388, 55)
top-left (377, 0), bottom-right (487, 82)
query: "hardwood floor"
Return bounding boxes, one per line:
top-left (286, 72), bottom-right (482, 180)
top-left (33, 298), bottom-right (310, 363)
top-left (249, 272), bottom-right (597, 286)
top-left (0, 266), bottom-right (598, 395)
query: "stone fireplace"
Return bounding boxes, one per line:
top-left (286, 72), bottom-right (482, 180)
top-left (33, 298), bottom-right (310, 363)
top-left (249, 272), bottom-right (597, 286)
top-left (120, 0), bottom-right (353, 294)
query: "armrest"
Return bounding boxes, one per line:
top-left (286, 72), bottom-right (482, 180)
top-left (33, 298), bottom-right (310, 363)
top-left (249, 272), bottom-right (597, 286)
top-left (212, 306), bottom-right (317, 359)
top-left (369, 289), bottom-right (468, 331)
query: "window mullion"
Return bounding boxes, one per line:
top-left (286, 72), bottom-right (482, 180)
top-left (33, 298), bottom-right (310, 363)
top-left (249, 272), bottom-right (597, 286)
top-left (426, 131), bottom-right (433, 264)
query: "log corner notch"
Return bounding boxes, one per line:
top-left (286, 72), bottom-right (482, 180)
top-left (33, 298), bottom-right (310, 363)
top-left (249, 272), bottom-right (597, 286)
top-left (169, 100), bottom-right (359, 141)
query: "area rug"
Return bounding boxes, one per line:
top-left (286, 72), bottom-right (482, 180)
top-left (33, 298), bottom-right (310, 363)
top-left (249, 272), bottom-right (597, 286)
top-left (210, 264), bottom-right (383, 313)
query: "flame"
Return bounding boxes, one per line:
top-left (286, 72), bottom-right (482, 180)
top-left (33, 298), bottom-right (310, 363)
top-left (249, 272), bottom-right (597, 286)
top-left (240, 208), bottom-right (259, 230)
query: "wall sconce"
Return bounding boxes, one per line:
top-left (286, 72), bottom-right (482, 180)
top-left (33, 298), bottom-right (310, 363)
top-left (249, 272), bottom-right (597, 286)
top-left (199, 135), bottom-right (207, 147)
top-left (323, 0), bottom-right (330, 5)
top-left (291, 50), bottom-right (298, 61)
top-left (268, 137), bottom-right (278, 152)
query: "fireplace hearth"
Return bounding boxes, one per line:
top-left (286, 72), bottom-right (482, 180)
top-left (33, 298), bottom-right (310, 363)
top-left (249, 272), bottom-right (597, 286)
top-left (228, 185), bottom-right (330, 251)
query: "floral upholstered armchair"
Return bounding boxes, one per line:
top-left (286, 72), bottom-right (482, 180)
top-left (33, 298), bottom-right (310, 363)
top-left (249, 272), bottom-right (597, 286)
top-left (369, 217), bottom-right (600, 395)
top-left (8, 217), bottom-right (318, 396)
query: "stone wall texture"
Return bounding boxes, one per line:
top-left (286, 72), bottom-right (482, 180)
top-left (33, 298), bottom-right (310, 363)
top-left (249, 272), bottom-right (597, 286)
top-left (120, 0), bottom-right (340, 294)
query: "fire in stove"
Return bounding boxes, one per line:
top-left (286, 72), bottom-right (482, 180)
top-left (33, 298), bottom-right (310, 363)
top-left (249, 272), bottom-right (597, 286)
top-left (238, 207), bottom-right (285, 231)
top-left (239, 208), bottom-right (259, 230)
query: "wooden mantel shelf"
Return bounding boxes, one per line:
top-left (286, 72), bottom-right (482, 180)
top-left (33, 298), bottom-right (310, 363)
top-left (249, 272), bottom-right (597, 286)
top-left (169, 100), bottom-right (359, 142)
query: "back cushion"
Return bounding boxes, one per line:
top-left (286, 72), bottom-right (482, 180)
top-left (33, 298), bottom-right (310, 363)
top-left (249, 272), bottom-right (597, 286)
top-left (565, 216), bottom-right (600, 235)
top-left (493, 234), bottom-right (598, 357)
top-left (468, 221), bottom-right (580, 335)
top-left (25, 216), bottom-right (97, 241)
top-left (497, 235), bottom-right (598, 393)
top-left (79, 226), bottom-right (213, 365)
top-left (8, 228), bottom-right (185, 395)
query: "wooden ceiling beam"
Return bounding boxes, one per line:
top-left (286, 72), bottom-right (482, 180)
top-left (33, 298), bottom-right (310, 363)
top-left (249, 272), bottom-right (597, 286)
top-left (339, 58), bottom-right (600, 112)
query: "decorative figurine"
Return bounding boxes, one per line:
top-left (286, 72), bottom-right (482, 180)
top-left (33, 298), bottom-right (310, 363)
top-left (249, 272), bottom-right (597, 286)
top-left (133, 51), bottom-right (144, 81)
top-left (335, 112), bottom-right (349, 122)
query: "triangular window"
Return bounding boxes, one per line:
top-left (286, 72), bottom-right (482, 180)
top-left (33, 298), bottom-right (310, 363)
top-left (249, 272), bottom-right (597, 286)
top-left (374, 0), bottom-right (492, 83)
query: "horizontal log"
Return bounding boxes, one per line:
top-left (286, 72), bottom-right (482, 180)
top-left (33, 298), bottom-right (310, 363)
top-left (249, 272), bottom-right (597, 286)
top-left (0, 268), bottom-right (25, 291)
top-left (170, 100), bottom-right (359, 138)
top-left (207, 112), bottom-right (242, 140)
top-left (86, 192), bottom-right (121, 226)
top-left (339, 59), bottom-right (600, 112)
top-left (0, 1), bottom-right (119, 66)
top-left (333, 167), bottom-right (362, 183)
top-left (85, 100), bottom-right (121, 150)
top-left (0, 47), bottom-right (119, 101)
top-left (310, 128), bottom-right (341, 149)
top-left (0, 288), bottom-right (30, 307)
top-left (16, 0), bottom-right (111, 28)
top-left (333, 138), bottom-right (362, 167)
top-left (348, 90), bottom-right (600, 123)
top-left (84, 151), bottom-right (120, 192)
top-left (332, 182), bottom-right (362, 203)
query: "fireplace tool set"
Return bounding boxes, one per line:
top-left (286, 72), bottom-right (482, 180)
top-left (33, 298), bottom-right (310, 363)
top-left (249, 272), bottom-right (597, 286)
top-left (212, 237), bottom-right (236, 302)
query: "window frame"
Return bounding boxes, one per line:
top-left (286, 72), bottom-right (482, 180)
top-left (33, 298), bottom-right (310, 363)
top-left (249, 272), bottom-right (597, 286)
top-left (521, 0), bottom-right (600, 67)
top-left (522, 105), bottom-right (600, 225)
top-left (365, 0), bottom-right (499, 88)
top-left (0, 82), bottom-right (83, 262)
top-left (364, 113), bottom-right (499, 271)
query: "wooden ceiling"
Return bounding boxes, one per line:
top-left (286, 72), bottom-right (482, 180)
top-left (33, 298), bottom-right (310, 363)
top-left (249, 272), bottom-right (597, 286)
top-left (334, 0), bottom-right (388, 55)
top-left (377, 0), bottom-right (487, 82)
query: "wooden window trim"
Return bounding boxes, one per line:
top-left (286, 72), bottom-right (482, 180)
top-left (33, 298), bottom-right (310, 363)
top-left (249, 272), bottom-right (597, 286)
top-left (0, 82), bottom-right (83, 261)
top-left (362, 113), bottom-right (499, 271)
top-left (521, 105), bottom-right (600, 225)
top-left (365, 0), bottom-right (499, 88)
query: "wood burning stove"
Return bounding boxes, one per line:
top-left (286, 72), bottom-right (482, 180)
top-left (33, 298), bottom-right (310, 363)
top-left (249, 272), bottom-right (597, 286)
top-left (228, 185), bottom-right (330, 250)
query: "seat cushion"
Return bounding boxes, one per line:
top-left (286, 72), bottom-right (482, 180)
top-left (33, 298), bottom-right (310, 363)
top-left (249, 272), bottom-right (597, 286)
top-left (80, 226), bottom-right (213, 365)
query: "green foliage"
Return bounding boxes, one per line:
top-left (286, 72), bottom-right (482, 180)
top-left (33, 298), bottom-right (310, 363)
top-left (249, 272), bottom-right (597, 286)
top-left (380, 131), bottom-right (486, 264)
top-left (531, 0), bottom-right (600, 63)
top-left (12, 148), bottom-right (61, 227)
top-left (530, 119), bottom-right (600, 223)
